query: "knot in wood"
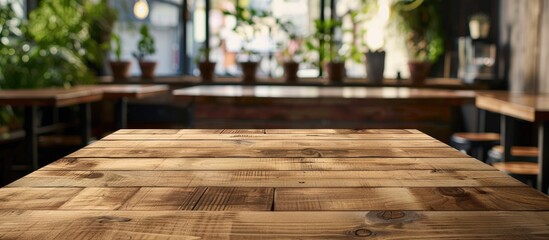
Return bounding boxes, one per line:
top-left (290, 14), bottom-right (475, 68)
top-left (376, 211), bottom-right (406, 220)
top-left (63, 158), bottom-right (78, 164)
top-left (96, 216), bottom-right (131, 223)
top-left (438, 187), bottom-right (466, 197)
top-left (83, 172), bottom-right (104, 179)
top-left (352, 228), bottom-right (374, 238)
top-left (301, 148), bottom-right (322, 157)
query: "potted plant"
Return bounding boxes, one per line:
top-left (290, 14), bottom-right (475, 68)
top-left (340, 3), bottom-right (385, 83)
top-left (132, 24), bottom-right (157, 79)
top-left (223, 6), bottom-right (269, 84)
top-left (305, 19), bottom-right (348, 83)
top-left (469, 13), bottom-right (490, 39)
top-left (276, 19), bottom-right (303, 83)
top-left (195, 45), bottom-right (216, 83)
top-left (393, 0), bottom-right (443, 85)
top-left (109, 33), bottom-right (132, 80)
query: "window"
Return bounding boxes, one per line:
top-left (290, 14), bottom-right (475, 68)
top-left (112, 0), bottom-right (183, 76)
top-left (114, 0), bottom-right (408, 78)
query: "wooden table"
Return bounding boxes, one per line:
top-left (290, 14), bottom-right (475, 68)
top-left (1, 129), bottom-right (549, 238)
top-left (0, 88), bottom-right (103, 169)
top-left (76, 85), bottom-right (169, 129)
top-left (476, 92), bottom-right (549, 193)
top-left (173, 85), bottom-right (477, 141)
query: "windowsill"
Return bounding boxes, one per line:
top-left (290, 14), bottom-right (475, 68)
top-left (96, 75), bottom-right (490, 90)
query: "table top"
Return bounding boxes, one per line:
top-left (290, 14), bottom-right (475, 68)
top-left (476, 92), bottom-right (549, 122)
top-left (1, 129), bottom-right (548, 238)
top-left (173, 85), bottom-right (477, 105)
top-left (0, 87), bottom-right (103, 107)
top-left (76, 84), bottom-right (170, 100)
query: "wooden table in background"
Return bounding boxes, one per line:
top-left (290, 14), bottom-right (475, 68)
top-left (0, 88), bottom-right (103, 169)
top-left (1, 129), bottom-right (548, 238)
top-left (173, 85), bottom-right (477, 142)
top-left (77, 85), bottom-right (169, 129)
top-left (476, 92), bottom-right (549, 193)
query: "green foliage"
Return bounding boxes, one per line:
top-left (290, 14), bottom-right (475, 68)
top-left (0, 1), bottom-right (94, 126)
top-left (1, 1), bottom-right (93, 89)
top-left (111, 33), bottom-right (122, 61)
top-left (83, 0), bottom-right (118, 67)
top-left (304, 19), bottom-right (344, 66)
top-left (393, 0), bottom-right (444, 63)
top-left (132, 24), bottom-right (155, 61)
top-left (223, 6), bottom-right (270, 60)
top-left (194, 45), bottom-right (210, 63)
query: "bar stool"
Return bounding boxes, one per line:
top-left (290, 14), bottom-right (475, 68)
top-left (487, 145), bottom-right (539, 187)
top-left (450, 132), bottom-right (500, 161)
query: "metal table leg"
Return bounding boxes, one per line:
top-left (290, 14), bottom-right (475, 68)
top-left (79, 103), bottom-right (91, 147)
top-left (24, 106), bottom-right (39, 170)
top-left (538, 120), bottom-right (549, 194)
top-left (501, 115), bottom-right (515, 162)
top-left (115, 97), bottom-right (128, 129)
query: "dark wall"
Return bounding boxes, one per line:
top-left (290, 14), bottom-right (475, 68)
top-left (432, 0), bottom-right (500, 78)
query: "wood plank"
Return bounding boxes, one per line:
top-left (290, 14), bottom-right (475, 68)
top-left (67, 147), bottom-right (468, 158)
top-left (59, 187), bottom-right (139, 210)
top-left (193, 187), bottom-right (273, 211)
top-left (1, 210), bottom-right (549, 239)
top-left (112, 129), bottom-right (265, 135)
top-left (7, 170), bottom-right (523, 188)
top-left (101, 133), bottom-right (434, 140)
top-left (120, 187), bottom-right (206, 210)
top-left (86, 139), bottom-right (450, 149)
top-left (0, 188), bottom-right (82, 210)
top-left (265, 129), bottom-right (414, 134)
top-left (112, 129), bottom-right (182, 134)
top-left (220, 129), bottom-right (266, 134)
top-left (44, 157), bottom-right (495, 171)
top-left (275, 187), bottom-right (549, 211)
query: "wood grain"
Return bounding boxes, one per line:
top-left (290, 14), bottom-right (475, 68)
top-left (67, 147), bottom-right (467, 158)
top-left (101, 133), bottom-right (435, 140)
top-left (275, 187), bottom-right (549, 211)
top-left (0, 188), bottom-right (82, 210)
top-left (59, 187), bottom-right (139, 210)
top-left (86, 139), bottom-right (450, 149)
top-left (43, 157), bottom-right (495, 171)
top-left (120, 187), bottom-right (205, 210)
top-left (7, 170), bottom-right (522, 188)
top-left (2, 129), bottom-right (548, 238)
top-left (1, 210), bottom-right (549, 239)
top-left (193, 187), bottom-right (273, 211)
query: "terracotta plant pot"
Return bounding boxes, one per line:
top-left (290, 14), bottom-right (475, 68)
top-left (408, 61), bottom-right (431, 85)
top-left (240, 61), bottom-right (259, 84)
top-left (326, 61), bottom-right (346, 83)
top-left (109, 61), bottom-right (132, 80)
top-left (365, 51), bottom-right (385, 84)
top-left (198, 61), bottom-right (216, 83)
top-left (283, 61), bottom-right (299, 83)
top-left (138, 61), bottom-right (157, 79)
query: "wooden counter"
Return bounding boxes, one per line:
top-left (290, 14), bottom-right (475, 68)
top-left (173, 86), bottom-right (477, 141)
top-left (1, 129), bottom-right (548, 238)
